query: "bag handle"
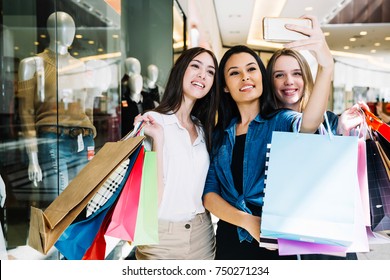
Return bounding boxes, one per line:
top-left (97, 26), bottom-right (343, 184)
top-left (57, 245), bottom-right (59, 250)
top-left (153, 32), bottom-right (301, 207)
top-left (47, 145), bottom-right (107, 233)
top-left (122, 121), bottom-right (146, 140)
top-left (361, 106), bottom-right (390, 141)
top-left (362, 107), bottom-right (382, 130)
top-left (297, 112), bottom-right (333, 139)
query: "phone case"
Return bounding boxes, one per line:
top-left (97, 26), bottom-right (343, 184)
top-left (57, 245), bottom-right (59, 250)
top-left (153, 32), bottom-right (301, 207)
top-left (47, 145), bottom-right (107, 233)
top-left (262, 17), bottom-right (312, 42)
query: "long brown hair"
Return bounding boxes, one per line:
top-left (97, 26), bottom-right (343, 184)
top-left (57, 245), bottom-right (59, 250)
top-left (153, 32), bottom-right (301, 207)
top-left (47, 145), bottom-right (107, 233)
top-left (154, 47), bottom-right (219, 152)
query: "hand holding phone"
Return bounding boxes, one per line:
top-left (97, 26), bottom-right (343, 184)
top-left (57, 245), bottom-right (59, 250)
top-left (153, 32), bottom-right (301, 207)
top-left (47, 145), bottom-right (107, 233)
top-left (262, 17), bottom-right (312, 42)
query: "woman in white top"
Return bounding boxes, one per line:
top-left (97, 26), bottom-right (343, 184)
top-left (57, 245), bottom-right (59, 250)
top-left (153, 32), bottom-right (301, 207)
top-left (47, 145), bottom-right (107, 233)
top-left (134, 47), bottom-right (219, 259)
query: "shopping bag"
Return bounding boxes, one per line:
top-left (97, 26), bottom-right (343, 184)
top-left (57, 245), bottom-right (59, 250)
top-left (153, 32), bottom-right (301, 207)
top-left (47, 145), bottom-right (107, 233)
top-left (363, 107), bottom-right (390, 142)
top-left (28, 136), bottom-right (144, 254)
top-left (261, 130), bottom-right (360, 247)
top-left (357, 138), bottom-right (371, 226)
top-left (275, 137), bottom-right (370, 255)
top-left (278, 238), bottom-right (347, 256)
top-left (82, 201), bottom-right (117, 260)
top-left (83, 150), bottom-right (158, 259)
top-left (366, 139), bottom-right (390, 232)
top-left (376, 141), bottom-right (390, 180)
top-left (86, 159), bottom-right (131, 217)
top-left (105, 146), bottom-right (145, 241)
top-left (132, 151), bottom-right (159, 245)
top-left (54, 146), bottom-right (142, 260)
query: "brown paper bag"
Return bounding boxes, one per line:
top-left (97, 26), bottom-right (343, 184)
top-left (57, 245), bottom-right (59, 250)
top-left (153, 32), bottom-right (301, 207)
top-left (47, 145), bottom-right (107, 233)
top-left (28, 136), bottom-right (144, 254)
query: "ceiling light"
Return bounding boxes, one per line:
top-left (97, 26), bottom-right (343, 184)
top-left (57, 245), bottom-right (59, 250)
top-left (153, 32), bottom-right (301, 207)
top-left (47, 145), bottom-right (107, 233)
top-left (349, 38), bottom-right (356, 42)
top-left (344, 46), bottom-right (350, 50)
top-left (75, 34), bottom-right (83, 39)
top-left (385, 37), bottom-right (390, 41)
top-left (324, 32), bottom-right (330, 36)
top-left (360, 31), bottom-right (367, 36)
top-left (88, 40), bottom-right (95, 45)
top-left (304, 7), bottom-right (313, 11)
top-left (370, 49), bottom-right (377, 53)
top-left (374, 42), bottom-right (381, 46)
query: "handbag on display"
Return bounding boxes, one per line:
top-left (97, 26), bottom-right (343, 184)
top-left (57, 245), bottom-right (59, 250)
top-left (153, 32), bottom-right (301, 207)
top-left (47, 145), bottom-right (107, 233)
top-left (27, 136), bottom-right (144, 254)
top-left (261, 115), bottom-right (368, 250)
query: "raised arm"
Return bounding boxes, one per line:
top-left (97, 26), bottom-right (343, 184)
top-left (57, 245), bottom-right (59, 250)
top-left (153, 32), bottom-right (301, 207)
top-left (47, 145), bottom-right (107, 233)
top-left (285, 15), bottom-right (334, 133)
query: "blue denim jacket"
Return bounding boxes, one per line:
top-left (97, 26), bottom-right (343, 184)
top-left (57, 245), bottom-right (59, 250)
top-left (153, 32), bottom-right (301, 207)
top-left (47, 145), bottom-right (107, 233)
top-left (203, 110), bottom-right (301, 243)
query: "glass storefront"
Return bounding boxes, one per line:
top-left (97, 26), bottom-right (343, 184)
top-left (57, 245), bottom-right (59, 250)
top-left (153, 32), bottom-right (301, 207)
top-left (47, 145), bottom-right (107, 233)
top-left (0, 0), bottom-right (175, 259)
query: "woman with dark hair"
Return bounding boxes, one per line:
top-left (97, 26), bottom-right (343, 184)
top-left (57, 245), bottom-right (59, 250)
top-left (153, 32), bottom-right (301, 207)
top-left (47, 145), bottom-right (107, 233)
top-left (203, 15), bottom-right (335, 260)
top-left (134, 47), bottom-right (219, 259)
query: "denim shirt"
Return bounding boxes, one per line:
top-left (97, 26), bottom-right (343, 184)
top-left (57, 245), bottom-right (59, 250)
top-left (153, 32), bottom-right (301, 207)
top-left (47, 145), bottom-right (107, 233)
top-left (203, 109), bottom-right (301, 243)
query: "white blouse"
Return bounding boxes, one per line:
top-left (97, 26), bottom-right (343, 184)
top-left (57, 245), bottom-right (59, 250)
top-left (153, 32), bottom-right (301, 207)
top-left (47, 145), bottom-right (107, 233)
top-left (144, 111), bottom-right (210, 222)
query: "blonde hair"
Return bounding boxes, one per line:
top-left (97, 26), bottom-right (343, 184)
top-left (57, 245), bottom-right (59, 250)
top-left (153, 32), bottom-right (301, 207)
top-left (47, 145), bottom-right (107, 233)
top-left (266, 48), bottom-right (314, 112)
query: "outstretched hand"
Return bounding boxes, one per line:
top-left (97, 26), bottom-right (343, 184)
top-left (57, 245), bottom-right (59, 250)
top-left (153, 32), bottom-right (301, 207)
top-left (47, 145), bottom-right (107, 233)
top-left (337, 103), bottom-right (365, 136)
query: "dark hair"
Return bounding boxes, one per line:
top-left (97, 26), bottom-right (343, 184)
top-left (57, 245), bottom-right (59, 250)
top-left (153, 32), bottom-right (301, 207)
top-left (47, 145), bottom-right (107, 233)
top-left (212, 45), bottom-right (275, 153)
top-left (154, 47), bottom-right (219, 152)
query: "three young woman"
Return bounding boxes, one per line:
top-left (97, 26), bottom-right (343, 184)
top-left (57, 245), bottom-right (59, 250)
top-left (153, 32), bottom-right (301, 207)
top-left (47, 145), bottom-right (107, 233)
top-left (133, 15), bottom-right (363, 260)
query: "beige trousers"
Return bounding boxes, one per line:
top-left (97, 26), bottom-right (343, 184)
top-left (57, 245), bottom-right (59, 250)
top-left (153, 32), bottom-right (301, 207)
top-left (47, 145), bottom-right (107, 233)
top-left (136, 211), bottom-right (216, 260)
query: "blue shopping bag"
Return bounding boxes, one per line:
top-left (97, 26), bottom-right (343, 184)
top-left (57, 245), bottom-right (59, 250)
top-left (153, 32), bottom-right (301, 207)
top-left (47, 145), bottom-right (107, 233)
top-left (261, 130), bottom-right (361, 247)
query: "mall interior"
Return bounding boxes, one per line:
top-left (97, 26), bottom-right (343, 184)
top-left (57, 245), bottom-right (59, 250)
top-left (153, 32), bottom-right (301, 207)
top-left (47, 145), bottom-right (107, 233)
top-left (0, 0), bottom-right (390, 260)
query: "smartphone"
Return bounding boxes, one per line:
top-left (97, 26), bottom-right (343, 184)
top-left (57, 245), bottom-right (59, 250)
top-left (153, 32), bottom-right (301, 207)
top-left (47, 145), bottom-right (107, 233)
top-left (262, 17), bottom-right (312, 42)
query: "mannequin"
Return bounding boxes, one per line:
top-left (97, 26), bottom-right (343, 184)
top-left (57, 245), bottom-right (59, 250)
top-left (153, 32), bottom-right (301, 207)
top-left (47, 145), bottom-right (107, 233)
top-left (124, 57), bottom-right (141, 77)
top-left (143, 64), bottom-right (162, 103)
top-left (121, 73), bottom-right (144, 136)
top-left (17, 12), bottom-right (98, 195)
top-left (121, 57), bottom-right (142, 136)
top-left (146, 64), bottom-right (158, 89)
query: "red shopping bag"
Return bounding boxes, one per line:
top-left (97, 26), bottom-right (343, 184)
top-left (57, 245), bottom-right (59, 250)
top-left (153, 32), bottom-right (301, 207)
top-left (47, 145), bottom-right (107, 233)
top-left (363, 107), bottom-right (390, 142)
top-left (105, 146), bottom-right (145, 241)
